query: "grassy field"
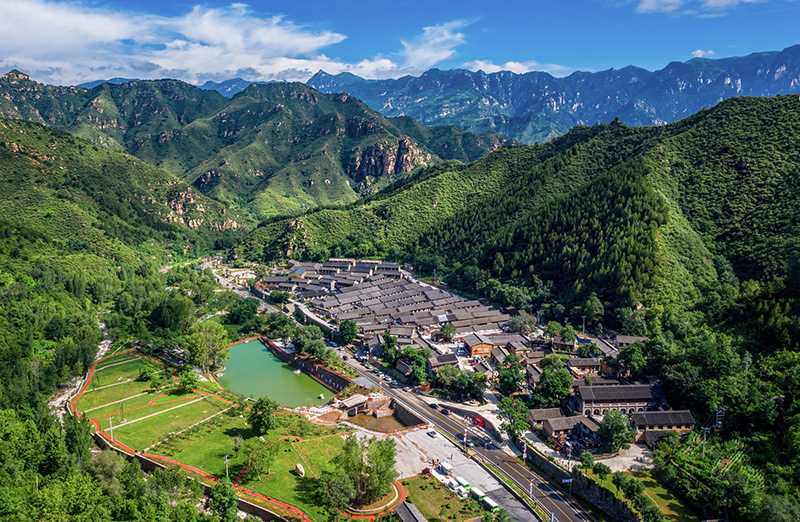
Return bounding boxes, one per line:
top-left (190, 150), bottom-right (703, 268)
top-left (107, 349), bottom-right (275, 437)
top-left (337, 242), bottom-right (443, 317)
top-left (109, 394), bottom-right (230, 451)
top-left (402, 474), bottom-right (484, 522)
top-left (583, 468), bottom-right (700, 522)
top-left (290, 435), bottom-right (345, 478)
top-left (76, 379), bottom-right (155, 411)
top-left (238, 437), bottom-right (335, 522)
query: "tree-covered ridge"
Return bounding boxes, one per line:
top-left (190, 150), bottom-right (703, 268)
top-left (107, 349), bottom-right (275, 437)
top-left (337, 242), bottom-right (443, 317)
top-left (0, 71), bottom-right (512, 220)
top-left (0, 117), bottom-right (246, 263)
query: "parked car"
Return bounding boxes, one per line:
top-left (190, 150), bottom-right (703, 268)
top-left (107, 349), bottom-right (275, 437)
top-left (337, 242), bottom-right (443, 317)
top-left (391, 381), bottom-right (400, 387)
top-left (429, 403), bottom-right (439, 409)
top-left (466, 439), bottom-right (475, 448)
top-left (402, 386), bottom-right (411, 392)
top-left (342, 355), bottom-right (349, 361)
top-left (427, 430), bottom-right (438, 438)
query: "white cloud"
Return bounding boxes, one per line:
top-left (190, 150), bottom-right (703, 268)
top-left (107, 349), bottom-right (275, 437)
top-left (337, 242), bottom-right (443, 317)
top-left (634, 0), bottom-right (765, 15)
top-left (462, 59), bottom-right (575, 77)
top-left (691, 49), bottom-right (715, 58)
top-left (0, 2), bottom-right (475, 85)
top-left (0, 0), bottom-right (401, 84)
top-left (398, 20), bottom-right (469, 73)
top-left (636, 0), bottom-right (684, 13)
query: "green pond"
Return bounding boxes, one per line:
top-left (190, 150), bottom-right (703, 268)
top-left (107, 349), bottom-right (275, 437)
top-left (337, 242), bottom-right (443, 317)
top-left (219, 339), bottom-right (330, 407)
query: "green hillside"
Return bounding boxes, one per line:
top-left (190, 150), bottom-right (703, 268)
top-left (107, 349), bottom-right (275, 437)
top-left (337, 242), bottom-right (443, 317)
top-left (233, 94), bottom-right (800, 520)
top-left (0, 71), bottom-right (512, 220)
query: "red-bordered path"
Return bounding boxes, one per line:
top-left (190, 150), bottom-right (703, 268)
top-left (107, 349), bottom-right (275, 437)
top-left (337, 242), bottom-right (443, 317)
top-left (71, 349), bottom-right (405, 521)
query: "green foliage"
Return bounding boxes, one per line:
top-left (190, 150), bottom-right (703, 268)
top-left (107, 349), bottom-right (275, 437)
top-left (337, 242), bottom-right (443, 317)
top-left (208, 479), bottom-right (239, 522)
top-left (439, 323), bottom-right (457, 340)
top-left (580, 451), bottom-right (595, 469)
top-left (496, 353), bottom-right (525, 395)
top-left (497, 397), bottom-right (530, 440)
top-left (599, 410), bottom-right (635, 452)
top-left (228, 298), bottom-right (258, 325)
top-left (338, 319), bottom-right (359, 344)
top-left (269, 290), bottom-right (292, 304)
top-left (248, 396), bottom-right (279, 435)
top-left (331, 434), bottom-right (398, 505)
top-left (291, 324), bottom-right (330, 360)
top-left (185, 319), bottom-right (230, 374)
top-left (177, 365), bottom-right (199, 390)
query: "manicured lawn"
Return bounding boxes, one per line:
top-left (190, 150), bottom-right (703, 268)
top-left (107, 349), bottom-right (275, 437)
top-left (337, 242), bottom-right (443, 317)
top-left (93, 391), bottom-right (206, 429)
top-left (290, 435), bottom-right (345, 478)
top-left (91, 357), bottom-right (162, 386)
top-left (402, 474), bottom-right (484, 522)
top-left (160, 415), bottom-right (254, 479)
top-left (76, 380), bottom-right (154, 411)
top-left (239, 438), bottom-right (331, 522)
top-left (111, 394), bottom-right (230, 451)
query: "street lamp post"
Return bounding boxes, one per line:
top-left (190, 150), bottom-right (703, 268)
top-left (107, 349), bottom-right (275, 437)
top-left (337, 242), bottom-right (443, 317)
top-left (224, 455), bottom-right (231, 479)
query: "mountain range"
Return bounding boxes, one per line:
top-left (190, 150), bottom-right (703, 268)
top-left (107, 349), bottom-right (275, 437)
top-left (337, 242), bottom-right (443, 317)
top-left (0, 71), bottom-right (510, 220)
top-left (305, 45), bottom-right (800, 143)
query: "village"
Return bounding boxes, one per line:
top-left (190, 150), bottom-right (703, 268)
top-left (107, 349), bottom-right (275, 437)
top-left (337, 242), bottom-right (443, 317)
top-left (245, 257), bottom-right (697, 469)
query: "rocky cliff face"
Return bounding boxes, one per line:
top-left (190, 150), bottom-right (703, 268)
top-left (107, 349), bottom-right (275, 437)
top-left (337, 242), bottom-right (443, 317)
top-left (346, 138), bottom-right (432, 183)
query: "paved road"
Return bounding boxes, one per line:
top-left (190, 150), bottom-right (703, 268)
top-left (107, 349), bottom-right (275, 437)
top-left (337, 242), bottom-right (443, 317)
top-left (202, 259), bottom-right (279, 314)
top-left (342, 358), bottom-right (592, 522)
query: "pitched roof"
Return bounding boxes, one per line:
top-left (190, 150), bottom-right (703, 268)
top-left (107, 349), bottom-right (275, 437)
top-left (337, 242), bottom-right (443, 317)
top-left (528, 408), bottom-right (565, 422)
top-left (631, 410), bottom-right (694, 427)
top-left (544, 415), bottom-right (599, 432)
top-left (579, 384), bottom-right (665, 402)
top-left (395, 502), bottom-right (428, 522)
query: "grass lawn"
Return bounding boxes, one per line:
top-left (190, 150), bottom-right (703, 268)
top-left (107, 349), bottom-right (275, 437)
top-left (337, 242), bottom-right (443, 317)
top-left (76, 380), bottom-right (154, 411)
top-left (583, 469), bottom-right (699, 522)
top-left (238, 438), bottom-right (331, 522)
top-left (110, 394), bottom-right (230, 451)
top-left (161, 415), bottom-right (254, 479)
top-left (93, 392), bottom-right (207, 430)
top-left (402, 474), bottom-right (484, 522)
top-left (630, 470), bottom-right (700, 522)
top-left (290, 435), bottom-right (345, 478)
top-left (91, 357), bottom-right (162, 386)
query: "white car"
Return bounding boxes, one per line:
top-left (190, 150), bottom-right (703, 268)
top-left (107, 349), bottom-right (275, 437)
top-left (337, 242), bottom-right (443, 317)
top-left (427, 430), bottom-right (438, 438)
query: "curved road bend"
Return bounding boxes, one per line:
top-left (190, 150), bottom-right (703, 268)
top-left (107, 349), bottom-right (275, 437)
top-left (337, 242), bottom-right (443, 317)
top-left (344, 360), bottom-right (592, 522)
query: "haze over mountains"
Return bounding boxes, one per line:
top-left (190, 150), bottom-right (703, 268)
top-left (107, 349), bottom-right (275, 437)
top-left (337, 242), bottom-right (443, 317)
top-left (0, 71), bottom-right (510, 220)
top-left (306, 45), bottom-right (800, 143)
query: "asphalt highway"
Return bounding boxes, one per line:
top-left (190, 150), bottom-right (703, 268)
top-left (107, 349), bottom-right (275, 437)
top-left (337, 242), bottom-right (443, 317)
top-left (343, 358), bottom-right (593, 522)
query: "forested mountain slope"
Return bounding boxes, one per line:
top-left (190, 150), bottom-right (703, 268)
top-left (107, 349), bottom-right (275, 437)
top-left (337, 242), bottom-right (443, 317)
top-left (233, 93), bottom-right (800, 521)
top-left (307, 45), bottom-right (800, 143)
top-left (235, 94), bottom-right (800, 320)
top-left (0, 71), bottom-right (511, 220)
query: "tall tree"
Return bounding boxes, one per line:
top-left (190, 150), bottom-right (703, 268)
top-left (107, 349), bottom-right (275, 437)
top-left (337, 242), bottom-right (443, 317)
top-left (185, 320), bottom-right (230, 374)
top-left (338, 320), bottom-right (359, 345)
top-left (248, 396), bottom-right (279, 435)
top-left (440, 323), bottom-right (457, 340)
top-left (497, 353), bottom-right (525, 395)
top-left (498, 397), bottom-right (531, 440)
top-left (207, 479), bottom-right (238, 522)
top-left (599, 410), bottom-right (635, 452)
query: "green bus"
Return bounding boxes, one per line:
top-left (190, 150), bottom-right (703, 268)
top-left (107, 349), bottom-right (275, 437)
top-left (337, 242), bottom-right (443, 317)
top-left (483, 497), bottom-right (500, 513)
top-left (455, 476), bottom-right (470, 491)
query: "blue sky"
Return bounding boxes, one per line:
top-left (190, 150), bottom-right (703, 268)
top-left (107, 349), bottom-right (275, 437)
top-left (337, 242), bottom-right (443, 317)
top-left (0, 0), bottom-right (797, 85)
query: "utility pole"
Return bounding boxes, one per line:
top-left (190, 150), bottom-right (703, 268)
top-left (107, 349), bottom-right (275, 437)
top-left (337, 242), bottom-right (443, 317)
top-left (701, 427), bottom-right (710, 457)
top-left (224, 455), bottom-right (231, 480)
top-left (109, 417), bottom-right (113, 441)
top-left (581, 315), bottom-right (587, 334)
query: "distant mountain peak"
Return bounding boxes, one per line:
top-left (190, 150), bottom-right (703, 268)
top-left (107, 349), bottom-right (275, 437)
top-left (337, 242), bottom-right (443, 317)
top-left (2, 70), bottom-right (31, 81)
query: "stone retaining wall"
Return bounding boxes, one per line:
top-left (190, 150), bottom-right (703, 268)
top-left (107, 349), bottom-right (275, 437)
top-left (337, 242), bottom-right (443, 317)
top-left (261, 336), bottom-right (351, 392)
top-left (570, 471), bottom-right (640, 522)
top-left (391, 400), bottom-right (427, 428)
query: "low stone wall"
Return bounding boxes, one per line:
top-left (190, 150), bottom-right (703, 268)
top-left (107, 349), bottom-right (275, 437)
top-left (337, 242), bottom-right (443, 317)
top-left (261, 336), bottom-right (351, 393)
top-left (392, 400), bottom-right (427, 428)
top-left (570, 470), bottom-right (640, 522)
